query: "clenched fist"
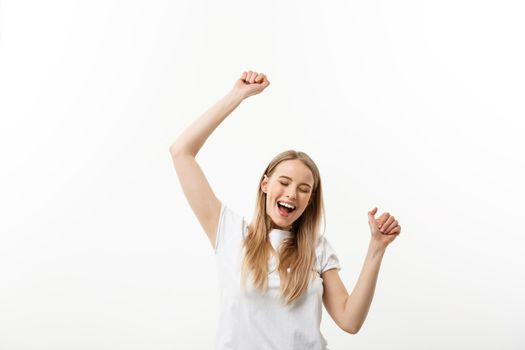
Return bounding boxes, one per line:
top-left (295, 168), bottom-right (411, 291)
top-left (231, 70), bottom-right (270, 100)
top-left (368, 207), bottom-right (401, 250)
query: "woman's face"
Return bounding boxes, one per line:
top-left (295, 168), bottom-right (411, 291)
top-left (261, 159), bottom-right (314, 231)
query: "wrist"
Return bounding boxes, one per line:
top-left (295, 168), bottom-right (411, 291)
top-left (227, 89), bottom-right (246, 103)
top-left (368, 241), bottom-right (386, 257)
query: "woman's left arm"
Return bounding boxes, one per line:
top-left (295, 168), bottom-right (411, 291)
top-left (322, 207), bottom-right (401, 334)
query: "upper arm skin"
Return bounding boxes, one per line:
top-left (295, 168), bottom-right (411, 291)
top-left (169, 152), bottom-right (221, 248)
top-left (322, 269), bottom-right (355, 334)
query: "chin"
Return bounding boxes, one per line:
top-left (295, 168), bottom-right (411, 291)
top-left (268, 215), bottom-right (288, 229)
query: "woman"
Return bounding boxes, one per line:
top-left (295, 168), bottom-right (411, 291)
top-left (169, 70), bottom-right (401, 349)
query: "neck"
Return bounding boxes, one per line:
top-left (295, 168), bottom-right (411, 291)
top-left (270, 222), bottom-right (292, 232)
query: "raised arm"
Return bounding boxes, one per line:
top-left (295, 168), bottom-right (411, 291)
top-left (322, 208), bottom-right (401, 334)
top-left (169, 71), bottom-right (270, 248)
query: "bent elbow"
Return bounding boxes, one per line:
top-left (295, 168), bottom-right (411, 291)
top-left (343, 324), bottom-right (359, 335)
top-left (169, 144), bottom-right (195, 158)
top-left (169, 144), bottom-right (179, 156)
top-left (169, 144), bottom-right (186, 158)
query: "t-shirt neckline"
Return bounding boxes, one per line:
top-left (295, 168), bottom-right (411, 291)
top-left (269, 228), bottom-right (292, 238)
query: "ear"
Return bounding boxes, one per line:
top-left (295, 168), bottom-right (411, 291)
top-left (261, 174), bottom-right (269, 193)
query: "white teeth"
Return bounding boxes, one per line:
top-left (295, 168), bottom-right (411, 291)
top-left (278, 201), bottom-right (295, 210)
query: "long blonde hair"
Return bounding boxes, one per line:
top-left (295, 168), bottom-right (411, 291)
top-left (240, 150), bottom-right (326, 306)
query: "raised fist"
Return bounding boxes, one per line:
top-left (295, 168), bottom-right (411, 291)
top-left (231, 70), bottom-right (270, 99)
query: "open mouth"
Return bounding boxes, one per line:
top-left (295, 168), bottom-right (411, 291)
top-left (277, 201), bottom-right (296, 217)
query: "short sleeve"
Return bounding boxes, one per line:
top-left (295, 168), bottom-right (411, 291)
top-left (317, 235), bottom-right (342, 274)
top-left (214, 202), bottom-right (246, 255)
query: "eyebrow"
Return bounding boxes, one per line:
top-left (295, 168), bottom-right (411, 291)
top-left (278, 176), bottom-right (312, 188)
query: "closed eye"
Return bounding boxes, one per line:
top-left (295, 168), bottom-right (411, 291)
top-left (280, 181), bottom-right (310, 193)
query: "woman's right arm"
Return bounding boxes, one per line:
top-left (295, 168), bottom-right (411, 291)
top-left (169, 71), bottom-right (270, 248)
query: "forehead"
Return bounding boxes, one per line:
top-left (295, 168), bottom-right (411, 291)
top-left (273, 160), bottom-right (314, 185)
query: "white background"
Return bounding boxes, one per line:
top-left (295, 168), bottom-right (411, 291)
top-left (1, 0), bottom-right (524, 349)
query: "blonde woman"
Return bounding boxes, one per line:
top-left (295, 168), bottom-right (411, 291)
top-left (169, 70), bottom-right (401, 349)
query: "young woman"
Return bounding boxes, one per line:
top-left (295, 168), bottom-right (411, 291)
top-left (169, 70), bottom-right (401, 349)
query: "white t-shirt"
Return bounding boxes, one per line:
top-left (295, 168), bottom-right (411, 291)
top-left (213, 203), bottom-right (342, 350)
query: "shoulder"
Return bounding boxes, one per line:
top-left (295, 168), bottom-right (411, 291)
top-left (217, 203), bottom-right (247, 230)
top-left (214, 203), bottom-right (249, 253)
top-left (315, 234), bottom-right (332, 256)
top-left (315, 234), bottom-right (342, 274)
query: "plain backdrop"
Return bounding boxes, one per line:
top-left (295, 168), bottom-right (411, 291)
top-left (1, 0), bottom-right (524, 349)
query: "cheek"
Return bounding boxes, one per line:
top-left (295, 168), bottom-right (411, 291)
top-left (305, 194), bottom-right (313, 207)
top-left (268, 186), bottom-right (280, 199)
top-left (267, 191), bottom-right (277, 207)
